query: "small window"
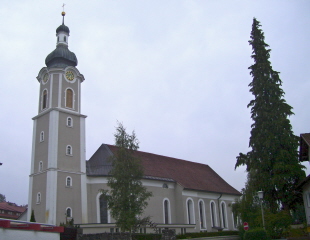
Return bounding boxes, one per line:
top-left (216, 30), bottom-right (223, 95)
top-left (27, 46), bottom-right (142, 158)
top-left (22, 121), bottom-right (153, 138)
top-left (187, 198), bottom-right (194, 224)
top-left (66, 176), bottom-right (72, 187)
top-left (307, 192), bottom-right (310, 207)
top-left (40, 131), bottom-right (44, 142)
top-left (67, 117), bottom-right (73, 127)
top-left (64, 36), bottom-right (67, 42)
top-left (221, 202), bottom-right (227, 228)
top-left (42, 89), bottom-right (48, 109)
top-left (37, 192), bottom-right (41, 204)
top-left (66, 207), bottom-right (72, 218)
top-left (39, 161), bottom-right (43, 172)
top-left (164, 199), bottom-right (170, 224)
top-left (57, 36), bottom-right (59, 42)
top-left (66, 89), bottom-right (73, 108)
top-left (163, 183), bottom-right (168, 188)
top-left (211, 201), bottom-right (216, 227)
top-left (66, 145), bottom-right (72, 156)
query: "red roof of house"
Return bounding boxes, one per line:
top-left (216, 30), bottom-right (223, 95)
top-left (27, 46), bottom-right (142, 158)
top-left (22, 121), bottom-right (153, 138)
top-left (0, 202), bottom-right (26, 220)
top-left (87, 144), bottom-right (241, 196)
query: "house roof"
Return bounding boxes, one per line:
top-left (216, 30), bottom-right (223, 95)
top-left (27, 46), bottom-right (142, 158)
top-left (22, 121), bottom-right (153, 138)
top-left (300, 133), bottom-right (310, 162)
top-left (0, 202), bottom-right (27, 220)
top-left (87, 144), bottom-right (241, 196)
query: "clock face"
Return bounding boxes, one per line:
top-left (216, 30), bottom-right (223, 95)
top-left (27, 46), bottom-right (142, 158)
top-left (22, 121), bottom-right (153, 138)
top-left (65, 71), bottom-right (74, 81)
top-left (43, 73), bottom-right (49, 83)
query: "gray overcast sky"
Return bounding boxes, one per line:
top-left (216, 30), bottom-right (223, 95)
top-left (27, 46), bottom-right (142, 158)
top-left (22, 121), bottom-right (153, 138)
top-left (0, 0), bottom-right (310, 205)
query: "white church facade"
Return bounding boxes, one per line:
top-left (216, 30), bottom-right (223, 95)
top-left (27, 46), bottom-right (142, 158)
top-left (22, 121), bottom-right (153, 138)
top-left (27, 13), bottom-right (241, 234)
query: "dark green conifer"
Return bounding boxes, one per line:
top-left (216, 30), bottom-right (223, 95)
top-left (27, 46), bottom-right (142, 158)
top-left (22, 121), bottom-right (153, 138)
top-left (235, 18), bottom-right (305, 212)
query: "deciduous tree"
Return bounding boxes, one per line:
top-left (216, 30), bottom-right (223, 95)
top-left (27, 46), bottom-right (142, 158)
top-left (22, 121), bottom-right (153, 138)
top-left (102, 122), bottom-right (152, 232)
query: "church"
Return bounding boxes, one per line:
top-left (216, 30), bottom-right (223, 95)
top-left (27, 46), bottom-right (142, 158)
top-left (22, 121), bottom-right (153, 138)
top-left (27, 12), bottom-right (241, 234)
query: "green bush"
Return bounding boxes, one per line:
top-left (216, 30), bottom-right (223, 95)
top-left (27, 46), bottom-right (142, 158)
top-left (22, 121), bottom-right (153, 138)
top-left (132, 233), bottom-right (162, 240)
top-left (244, 228), bottom-right (270, 240)
top-left (176, 231), bottom-right (239, 239)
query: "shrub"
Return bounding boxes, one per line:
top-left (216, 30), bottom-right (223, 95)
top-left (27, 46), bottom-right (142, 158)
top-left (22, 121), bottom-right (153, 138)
top-left (243, 228), bottom-right (270, 240)
top-left (176, 231), bottom-right (239, 239)
top-left (132, 234), bottom-right (162, 240)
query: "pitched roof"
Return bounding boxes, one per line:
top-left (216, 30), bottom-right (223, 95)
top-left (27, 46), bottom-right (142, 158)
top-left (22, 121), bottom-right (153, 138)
top-left (0, 202), bottom-right (26, 220)
top-left (87, 144), bottom-right (241, 196)
top-left (300, 133), bottom-right (310, 162)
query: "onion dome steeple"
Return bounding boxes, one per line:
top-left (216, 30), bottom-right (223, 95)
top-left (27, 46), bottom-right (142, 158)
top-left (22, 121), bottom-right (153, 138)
top-left (45, 11), bottom-right (78, 68)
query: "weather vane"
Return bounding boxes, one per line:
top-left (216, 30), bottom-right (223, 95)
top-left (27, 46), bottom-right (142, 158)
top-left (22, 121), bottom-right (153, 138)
top-left (62, 3), bottom-right (66, 12)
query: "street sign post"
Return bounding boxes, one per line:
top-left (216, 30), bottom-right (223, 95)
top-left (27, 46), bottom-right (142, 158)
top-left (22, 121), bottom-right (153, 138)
top-left (243, 222), bottom-right (249, 231)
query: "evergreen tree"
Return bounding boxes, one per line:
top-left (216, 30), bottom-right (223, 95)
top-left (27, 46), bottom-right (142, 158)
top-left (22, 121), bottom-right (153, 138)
top-left (102, 122), bottom-right (152, 232)
top-left (0, 193), bottom-right (6, 202)
top-left (30, 210), bottom-right (36, 222)
top-left (235, 18), bottom-right (305, 212)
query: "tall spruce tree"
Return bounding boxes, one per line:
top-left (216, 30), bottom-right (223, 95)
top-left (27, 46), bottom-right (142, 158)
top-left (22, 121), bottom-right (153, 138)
top-left (235, 18), bottom-right (305, 213)
top-left (102, 123), bottom-right (152, 232)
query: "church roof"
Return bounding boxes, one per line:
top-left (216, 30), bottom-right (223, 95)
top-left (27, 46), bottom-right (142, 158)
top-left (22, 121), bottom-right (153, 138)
top-left (87, 144), bottom-right (241, 196)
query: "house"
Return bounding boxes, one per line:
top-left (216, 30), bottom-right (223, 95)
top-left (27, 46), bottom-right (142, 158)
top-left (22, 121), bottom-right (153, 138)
top-left (299, 133), bottom-right (310, 225)
top-left (0, 202), bottom-right (26, 220)
top-left (27, 11), bottom-right (241, 234)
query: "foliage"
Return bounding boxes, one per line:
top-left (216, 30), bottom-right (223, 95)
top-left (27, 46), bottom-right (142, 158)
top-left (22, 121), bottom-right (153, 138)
top-left (0, 193), bottom-right (5, 202)
top-left (264, 210), bottom-right (292, 239)
top-left (59, 218), bottom-right (80, 228)
top-left (132, 216), bottom-right (158, 233)
top-left (101, 122), bottom-right (153, 232)
top-left (176, 231), bottom-right (239, 239)
top-left (235, 17), bottom-right (305, 213)
top-left (30, 210), bottom-right (36, 222)
top-left (132, 234), bottom-right (162, 240)
top-left (244, 228), bottom-right (270, 240)
top-left (291, 204), bottom-right (307, 224)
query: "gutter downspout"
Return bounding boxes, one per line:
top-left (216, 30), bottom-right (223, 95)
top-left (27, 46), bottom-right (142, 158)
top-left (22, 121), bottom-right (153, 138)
top-left (217, 193), bottom-right (222, 228)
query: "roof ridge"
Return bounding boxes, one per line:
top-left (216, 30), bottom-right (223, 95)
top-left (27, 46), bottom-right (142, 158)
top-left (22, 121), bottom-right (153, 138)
top-left (105, 143), bottom-right (210, 167)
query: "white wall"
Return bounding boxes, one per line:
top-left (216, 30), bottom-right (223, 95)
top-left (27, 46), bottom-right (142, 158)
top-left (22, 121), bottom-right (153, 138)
top-left (0, 228), bottom-right (60, 240)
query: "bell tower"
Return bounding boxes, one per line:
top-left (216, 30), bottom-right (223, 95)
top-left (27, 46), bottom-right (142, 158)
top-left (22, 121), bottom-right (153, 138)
top-left (28, 11), bottom-right (88, 225)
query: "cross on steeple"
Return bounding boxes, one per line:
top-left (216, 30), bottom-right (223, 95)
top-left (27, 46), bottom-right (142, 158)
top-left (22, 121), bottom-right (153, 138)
top-left (61, 3), bottom-right (66, 25)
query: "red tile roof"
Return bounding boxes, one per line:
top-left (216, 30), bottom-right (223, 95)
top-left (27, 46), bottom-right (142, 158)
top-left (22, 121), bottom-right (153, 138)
top-left (106, 144), bottom-right (241, 196)
top-left (0, 202), bottom-right (26, 220)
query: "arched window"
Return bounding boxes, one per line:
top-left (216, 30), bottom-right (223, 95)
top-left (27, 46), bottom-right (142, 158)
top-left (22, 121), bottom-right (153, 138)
top-left (221, 202), bottom-right (227, 228)
top-left (210, 201), bottom-right (217, 227)
top-left (64, 36), bottom-right (67, 42)
top-left (199, 200), bottom-right (206, 229)
top-left (39, 161), bottom-right (43, 172)
top-left (57, 36), bottom-right (59, 42)
top-left (187, 198), bottom-right (194, 224)
top-left (42, 89), bottom-right (48, 109)
top-left (66, 145), bottom-right (72, 155)
top-left (66, 177), bottom-right (72, 187)
top-left (163, 199), bottom-right (170, 224)
top-left (99, 194), bottom-right (108, 223)
top-left (37, 192), bottom-right (41, 203)
top-left (66, 207), bottom-right (72, 218)
top-left (66, 89), bottom-right (73, 109)
top-left (40, 131), bottom-right (44, 142)
top-left (67, 117), bottom-right (73, 127)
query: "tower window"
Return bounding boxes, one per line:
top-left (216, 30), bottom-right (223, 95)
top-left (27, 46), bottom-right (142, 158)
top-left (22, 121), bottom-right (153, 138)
top-left (42, 89), bottom-right (48, 110)
top-left (39, 161), bottom-right (43, 172)
top-left (66, 145), bottom-right (72, 156)
top-left (66, 207), bottom-right (72, 218)
top-left (66, 89), bottom-right (73, 109)
top-left (40, 131), bottom-right (44, 142)
top-left (36, 192), bottom-right (41, 204)
top-left (67, 117), bottom-right (73, 127)
top-left (66, 176), bottom-right (72, 187)
top-left (64, 36), bottom-right (67, 42)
